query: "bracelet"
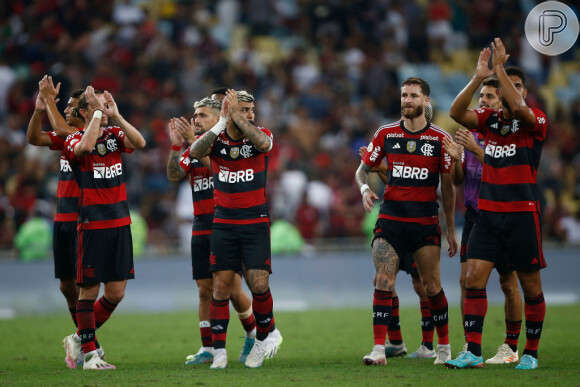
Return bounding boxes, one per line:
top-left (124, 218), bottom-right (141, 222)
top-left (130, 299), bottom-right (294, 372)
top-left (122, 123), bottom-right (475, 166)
top-left (93, 110), bottom-right (103, 120)
top-left (171, 145), bottom-right (181, 152)
top-left (360, 184), bottom-right (370, 196)
top-left (209, 116), bottom-right (228, 136)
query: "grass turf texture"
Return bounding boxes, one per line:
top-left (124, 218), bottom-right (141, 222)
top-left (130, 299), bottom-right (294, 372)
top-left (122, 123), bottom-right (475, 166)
top-left (0, 305), bottom-right (578, 386)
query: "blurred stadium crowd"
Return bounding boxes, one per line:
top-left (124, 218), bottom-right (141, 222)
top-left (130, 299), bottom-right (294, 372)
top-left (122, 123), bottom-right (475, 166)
top-left (0, 0), bottom-right (579, 257)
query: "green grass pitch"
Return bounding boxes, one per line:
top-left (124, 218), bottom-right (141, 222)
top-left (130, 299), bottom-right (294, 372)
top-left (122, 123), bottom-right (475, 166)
top-left (1, 305), bottom-right (578, 386)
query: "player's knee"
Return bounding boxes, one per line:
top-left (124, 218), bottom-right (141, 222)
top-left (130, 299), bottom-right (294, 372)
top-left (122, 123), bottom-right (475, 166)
top-left (249, 278), bottom-right (269, 294)
top-left (374, 272), bottom-right (395, 291)
top-left (198, 285), bottom-right (213, 301)
top-left (105, 290), bottom-right (125, 304)
top-left (59, 280), bottom-right (78, 300)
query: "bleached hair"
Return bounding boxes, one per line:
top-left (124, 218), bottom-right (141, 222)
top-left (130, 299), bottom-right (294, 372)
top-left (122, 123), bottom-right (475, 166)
top-left (236, 90), bottom-right (255, 103)
top-left (194, 97), bottom-right (222, 110)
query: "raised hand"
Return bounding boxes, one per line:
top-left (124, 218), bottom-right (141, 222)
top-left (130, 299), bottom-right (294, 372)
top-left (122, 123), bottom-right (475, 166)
top-left (225, 89), bottom-right (238, 118)
top-left (34, 92), bottom-right (47, 112)
top-left (442, 136), bottom-right (464, 162)
top-left (38, 75), bottom-right (61, 102)
top-left (491, 37), bottom-right (509, 69)
top-left (359, 146), bottom-right (367, 159)
top-left (475, 48), bottom-right (494, 79)
top-left (168, 118), bottom-right (185, 146)
top-left (102, 90), bottom-right (120, 119)
top-left (174, 116), bottom-right (195, 143)
top-left (455, 129), bottom-right (478, 153)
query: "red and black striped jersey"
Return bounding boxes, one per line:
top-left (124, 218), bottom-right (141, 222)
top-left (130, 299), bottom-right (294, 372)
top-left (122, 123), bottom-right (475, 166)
top-left (207, 127), bottom-right (272, 224)
top-left (362, 121), bottom-right (452, 225)
top-left (48, 131), bottom-right (80, 222)
top-left (180, 146), bottom-right (214, 235)
top-left (473, 107), bottom-right (547, 212)
top-left (63, 127), bottom-right (133, 230)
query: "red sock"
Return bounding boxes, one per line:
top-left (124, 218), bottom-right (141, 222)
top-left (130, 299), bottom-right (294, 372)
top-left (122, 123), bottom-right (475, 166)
top-left (420, 300), bottom-right (434, 347)
top-left (94, 296), bottom-right (117, 329)
top-left (373, 289), bottom-right (392, 346)
top-left (428, 289), bottom-right (449, 345)
top-left (252, 289), bottom-right (275, 341)
top-left (464, 288), bottom-right (487, 357)
top-left (210, 298), bottom-right (229, 349)
top-left (387, 296), bottom-right (402, 344)
top-left (200, 321), bottom-right (212, 347)
top-left (76, 299), bottom-right (97, 355)
top-left (505, 319), bottom-right (522, 351)
top-left (240, 314), bottom-right (256, 334)
top-left (523, 292), bottom-right (545, 359)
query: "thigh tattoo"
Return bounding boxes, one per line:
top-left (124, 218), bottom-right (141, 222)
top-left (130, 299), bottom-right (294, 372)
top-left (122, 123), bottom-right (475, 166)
top-left (372, 238), bottom-right (399, 288)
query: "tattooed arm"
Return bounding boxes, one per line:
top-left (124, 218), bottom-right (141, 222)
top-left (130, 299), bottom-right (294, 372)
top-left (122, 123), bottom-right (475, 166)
top-left (355, 161), bottom-right (379, 213)
top-left (225, 89), bottom-right (272, 152)
top-left (167, 119), bottom-right (187, 181)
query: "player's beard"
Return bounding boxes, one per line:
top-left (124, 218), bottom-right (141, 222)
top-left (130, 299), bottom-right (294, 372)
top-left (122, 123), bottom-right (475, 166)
top-left (401, 104), bottom-right (424, 119)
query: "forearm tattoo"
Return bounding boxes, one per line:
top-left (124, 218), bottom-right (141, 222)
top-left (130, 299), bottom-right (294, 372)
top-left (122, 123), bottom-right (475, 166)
top-left (372, 238), bottom-right (399, 291)
top-left (190, 131), bottom-right (217, 159)
top-left (355, 162), bottom-right (371, 188)
top-left (167, 150), bottom-right (186, 180)
top-left (232, 113), bottom-right (271, 151)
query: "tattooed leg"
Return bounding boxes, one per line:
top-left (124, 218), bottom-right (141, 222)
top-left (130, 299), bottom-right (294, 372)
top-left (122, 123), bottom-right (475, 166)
top-left (372, 238), bottom-right (399, 291)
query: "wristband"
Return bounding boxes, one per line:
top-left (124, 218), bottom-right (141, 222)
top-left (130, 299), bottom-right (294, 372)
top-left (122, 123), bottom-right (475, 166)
top-left (171, 145), bottom-right (181, 152)
top-left (360, 184), bottom-right (370, 196)
top-left (93, 110), bottom-right (103, 120)
top-left (209, 116), bottom-right (228, 136)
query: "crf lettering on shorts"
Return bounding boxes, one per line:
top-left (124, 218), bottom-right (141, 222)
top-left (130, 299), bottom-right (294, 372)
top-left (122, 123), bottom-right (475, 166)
top-left (218, 169), bottom-right (254, 183)
top-left (485, 143), bottom-right (516, 158)
top-left (392, 164), bottom-right (429, 180)
top-left (60, 159), bottom-right (72, 173)
top-left (194, 177), bottom-right (213, 192)
top-left (93, 162), bottom-right (123, 179)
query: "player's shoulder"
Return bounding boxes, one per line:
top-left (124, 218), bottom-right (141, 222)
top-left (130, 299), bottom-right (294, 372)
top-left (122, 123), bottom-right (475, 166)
top-left (530, 107), bottom-right (547, 120)
top-left (426, 123), bottom-right (452, 139)
top-left (372, 121), bottom-right (402, 139)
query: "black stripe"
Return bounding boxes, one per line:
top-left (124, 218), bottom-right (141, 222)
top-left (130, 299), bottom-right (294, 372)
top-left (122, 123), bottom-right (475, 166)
top-left (56, 197), bottom-right (79, 214)
top-left (193, 214), bottom-right (214, 231)
top-left (80, 170), bottom-right (125, 189)
top-left (479, 182), bottom-right (538, 203)
top-left (387, 171), bottom-right (440, 187)
top-left (380, 200), bottom-right (439, 219)
top-left (79, 202), bottom-right (130, 222)
top-left (212, 170), bottom-right (266, 194)
top-left (214, 204), bottom-right (269, 220)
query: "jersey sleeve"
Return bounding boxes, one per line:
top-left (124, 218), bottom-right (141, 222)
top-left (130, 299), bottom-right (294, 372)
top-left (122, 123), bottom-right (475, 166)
top-left (362, 130), bottom-right (385, 168)
top-left (178, 146), bottom-right (192, 176)
top-left (47, 131), bottom-right (65, 151)
top-left (110, 127), bottom-right (134, 154)
top-left (258, 127), bottom-right (273, 152)
top-left (473, 107), bottom-right (494, 136)
top-left (529, 108), bottom-right (548, 140)
top-left (440, 132), bottom-right (453, 173)
top-left (63, 132), bottom-right (82, 161)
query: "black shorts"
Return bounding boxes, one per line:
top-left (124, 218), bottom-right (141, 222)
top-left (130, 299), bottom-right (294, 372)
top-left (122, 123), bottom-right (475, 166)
top-left (76, 225), bottom-right (134, 285)
top-left (467, 210), bottom-right (546, 273)
top-left (372, 218), bottom-right (441, 271)
top-left (399, 252), bottom-right (418, 275)
top-left (460, 207), bottom-right (478, 263)
top-left (210, 222), bottom-right (271, 273)
top-left (191, 234), bottom-right (212, 280)
top-left (53, 221), bottom-right (77, 279)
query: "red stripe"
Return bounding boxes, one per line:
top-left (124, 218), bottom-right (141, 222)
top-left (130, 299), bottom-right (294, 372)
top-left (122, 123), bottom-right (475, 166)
top-left (192, 230), bottom-right (212, 236)
top-left (82, 184), bottom-right (127, 206)
top-left (214, 188), bottom-right (266, 209)
top-left (55, 213), bottom-right (78, 222)
top-left (77, 229), bottom-right (84, 283)
top-left (478, 198), bottom-right (538, 212)
top-left (481, 164), bottom-right (536, 185)
top-left (82, 217), bottom-right (132, 230)
top-left (378, 213), bottom-right (438, 225)
top-left (193, 198), bottom-right (215, 216)
top-left (533, 211), bottom-right (546, 267)
top-left (213, 217), bottom-right (270, 225)
top-left (57, 180), bottom-right (81, 198)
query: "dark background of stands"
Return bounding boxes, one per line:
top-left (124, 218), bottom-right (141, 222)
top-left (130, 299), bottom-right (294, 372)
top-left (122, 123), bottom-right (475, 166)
top-left (0, 0), bottom-right (579, 259)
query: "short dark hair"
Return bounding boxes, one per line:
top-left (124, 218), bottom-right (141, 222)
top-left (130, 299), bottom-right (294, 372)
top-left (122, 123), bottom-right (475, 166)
top-left (482, 77), bottom-right (499, 89)
top-left (211, 87), bottom-right (228, 96)
top-left (70, 89), bottom-right (85, 99)
top-left (505, 66), bottom-right (526, 86)
top-left (401, 77), bottom-right (430, 96)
